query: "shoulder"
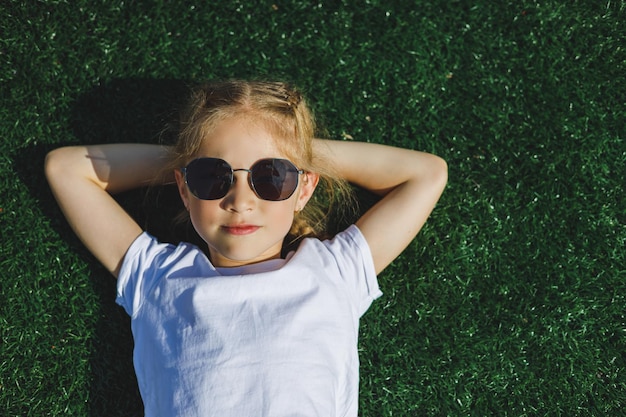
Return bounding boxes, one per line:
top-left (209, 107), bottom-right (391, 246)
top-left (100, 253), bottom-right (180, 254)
top-left (121, 232), bottom-right (210, 273)
top-left (292, 225), bottom-right (381, 316)
top-left (305, 225), bottom-right (371, 258)
top-left (292, 225), bottom-right (377, 280)
top-left (115, 232), bottom-right (214, 315)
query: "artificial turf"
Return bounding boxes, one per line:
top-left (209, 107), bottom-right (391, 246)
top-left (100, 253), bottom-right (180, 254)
top-left (1, 0), bottom-right (625, 415)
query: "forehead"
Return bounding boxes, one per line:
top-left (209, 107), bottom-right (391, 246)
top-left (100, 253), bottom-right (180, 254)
top-left (196, 116), bottom-right (286, 165)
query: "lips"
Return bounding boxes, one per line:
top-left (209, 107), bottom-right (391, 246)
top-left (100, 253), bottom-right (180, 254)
top-left (221, 224), bottom-right (260, 235)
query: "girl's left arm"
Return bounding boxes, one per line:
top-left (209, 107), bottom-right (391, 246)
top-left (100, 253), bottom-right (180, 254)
top-left (314, 139), bottom-right (448, 274)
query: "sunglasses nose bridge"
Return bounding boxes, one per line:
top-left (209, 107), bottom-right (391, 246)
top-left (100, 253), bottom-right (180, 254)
top-left (231, 168), bottom-right (252, 175)
top-left (230, 168), bottom-right (255, 195)
top-left (231, 168), bottom-right (252, 186)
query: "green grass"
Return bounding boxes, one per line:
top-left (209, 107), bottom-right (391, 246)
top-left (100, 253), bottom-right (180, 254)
top-left (2, 0), bottom-right (625, 415)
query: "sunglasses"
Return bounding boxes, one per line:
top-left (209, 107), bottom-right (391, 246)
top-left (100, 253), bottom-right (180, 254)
top-left (181, 157), bottom-right (304, 201)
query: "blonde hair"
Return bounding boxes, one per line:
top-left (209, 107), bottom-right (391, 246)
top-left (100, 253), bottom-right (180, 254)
top-left (164, 79), bottom-right (355, 251)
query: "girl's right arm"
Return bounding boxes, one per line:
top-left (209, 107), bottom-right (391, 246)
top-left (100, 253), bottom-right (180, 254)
top-left (45, 144), bottom-right (170, 277)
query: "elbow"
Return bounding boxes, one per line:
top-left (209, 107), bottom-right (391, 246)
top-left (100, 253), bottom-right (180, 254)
top-left (44, 147), bottom-right (69, 184)
top-left (430, 154), bottom-right (448, 190)
top-left (44, 148), bottom-right (62, 183)
top-left (45, 146), bottom-right (78, 185)
top-left (436, 155), bottom-right (448, 177)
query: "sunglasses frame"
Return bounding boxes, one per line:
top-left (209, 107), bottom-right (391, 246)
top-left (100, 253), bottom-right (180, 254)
top-left (181, 157), bottom-right (304, 201)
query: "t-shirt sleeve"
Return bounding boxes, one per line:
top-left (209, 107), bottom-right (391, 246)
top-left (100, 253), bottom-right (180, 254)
top-left (116, 232), bottom-right (175, 318)
top-left (324, 224), bottom-right (382, 316)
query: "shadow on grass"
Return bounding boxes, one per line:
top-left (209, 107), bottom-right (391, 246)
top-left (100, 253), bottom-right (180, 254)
top-left (13, 78), bottom-right (195, 416)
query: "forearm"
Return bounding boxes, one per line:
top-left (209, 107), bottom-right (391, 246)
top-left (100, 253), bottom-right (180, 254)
top-left (46, 144), bottom-right (172, 194)
top-left (313, 139), bottom-right (447, 196)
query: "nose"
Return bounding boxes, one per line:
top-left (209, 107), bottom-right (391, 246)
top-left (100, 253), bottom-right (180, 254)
top-left (220, 170), bottom-right (256, 212)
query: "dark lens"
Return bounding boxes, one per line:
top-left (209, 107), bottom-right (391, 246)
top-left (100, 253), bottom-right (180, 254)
top-left (185, 158), bottom-right (232, 200)
top-left (251, 159), bottom-right (299, 201)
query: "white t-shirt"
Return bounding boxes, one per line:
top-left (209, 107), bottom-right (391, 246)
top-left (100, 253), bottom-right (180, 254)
top-left (116, 225), bottom-right (381, 417)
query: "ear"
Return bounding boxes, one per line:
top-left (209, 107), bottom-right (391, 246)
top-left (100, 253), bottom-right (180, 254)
top-left (295, 172), bottom-right (319, 210)
top-left (174, 169), bottom-right (191, 210)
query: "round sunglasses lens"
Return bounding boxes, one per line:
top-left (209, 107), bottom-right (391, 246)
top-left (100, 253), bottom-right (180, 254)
top-left (251, 159), bottom-right (299, 201)
top-left (186, 158), bottom-right (231, 200)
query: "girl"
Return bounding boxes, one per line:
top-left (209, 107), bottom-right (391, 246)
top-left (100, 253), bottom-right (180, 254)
top-left (45, 80), bottom-right (447, 416)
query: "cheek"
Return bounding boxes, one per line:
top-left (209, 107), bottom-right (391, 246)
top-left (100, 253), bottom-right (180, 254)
top-left (267, 203), bottom-right (297, 229)
top-left (188, 200), bottom-right (220, 229)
